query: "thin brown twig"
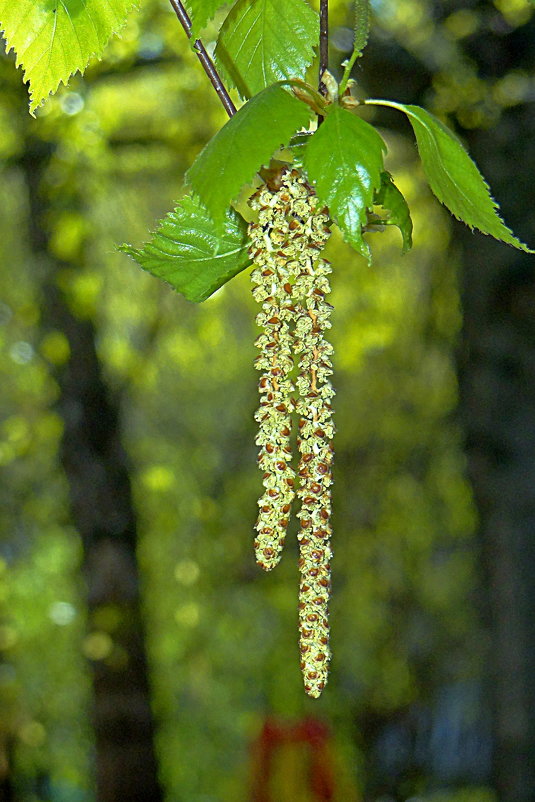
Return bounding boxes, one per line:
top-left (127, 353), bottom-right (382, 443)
top-left (319, 0), bottom-right (329, 97)
top-left (168, 0), bottom-right (237, 118)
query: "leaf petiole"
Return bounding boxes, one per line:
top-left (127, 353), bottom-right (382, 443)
top-left (364, 98), bottom-right (413, 113)
top-left (288, 78), bottom-right (329, 116)
top-left (338, 50), bottom-right (361, 97)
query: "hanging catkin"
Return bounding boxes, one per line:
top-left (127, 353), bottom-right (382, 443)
top-left (293, 247), bottom-right (334, 699)
top-left (249, 179), bottom-right (298, 571)
top-left (287, 175), bottom-right (333, 699)
top-left (249, 167), bottom-right (334, 698)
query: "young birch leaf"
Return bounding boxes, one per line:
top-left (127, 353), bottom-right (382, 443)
top-left (119, 195), bottom-right (251, 303)
top-left (214, 0), bottom-right (318, 98)
top-left (302, 105), bottom-right (387, 262)
top-left (187, 0), bottom-right (229, 39)
top-left (374, 171), bottom-right (413, 252)
top-left (0, 0), bottom-right (135, 114)
top-left (186, 84), bottom-right (312, 223)
top-left (367, 101), bottom-right (533, 252)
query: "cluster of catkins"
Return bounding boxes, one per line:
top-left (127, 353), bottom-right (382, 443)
top-left (248, 167), bottom-right (335, 699)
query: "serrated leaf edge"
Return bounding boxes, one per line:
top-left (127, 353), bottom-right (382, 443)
top-left (118, 201), bottom-right (252, 303)
top-left (214, 0), bottom-right (318, 99)
top-left (365, 98), bottom-right (535, 253)
top-left (0, 0), bottom-right (138, 114)
top-left (374, 171), bottom-right (413, 253)
top-left (185, 82), bottom-right (313, 224)
top-left (188, 0), bottom-right (233, 42)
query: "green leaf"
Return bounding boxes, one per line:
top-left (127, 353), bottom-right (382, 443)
top-left (287, 132), bottom-right (313, 167)
top-left (366, 100), bottom-right (534, 252)
top-left (374, 171), bottom-right (413, 252)
top-left (186, 83), bottom-right (312, 223)
top-left (119, 195), bottom-right (251, 303)
top-left (0, 0), bottom-right (135, 114)
top-left (302, 105), bottom-right (387, 261)
top-left (214, 0), bottom-right (318, 98)
top-left (187, 0), bottom-right (229, 39)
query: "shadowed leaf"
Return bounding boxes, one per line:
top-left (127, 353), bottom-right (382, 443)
top-left (375, 171), bottom-right (413, 252)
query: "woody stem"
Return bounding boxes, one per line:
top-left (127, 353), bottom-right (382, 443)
top-left (168, 0), bottom-right (237, 117)
top-left (319, 0), bottom-right (329, 97)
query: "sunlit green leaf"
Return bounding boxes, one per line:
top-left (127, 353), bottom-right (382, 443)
top-left (215, 0), bottom-right (318, 98)
top-left (187, 0), bottom-right (228, 39)
top-left (119, 195), bottom-right (251, 303)
top-left (186, 83), bottom-right (312, 223)
top-left (375, 171), bottom-right (413, 252)
top-left (0, 0), bottom-right (135, 113)
top-left (367, 100), bottom-right (534, 252)
top-left (302, 105), bottom-right (387, 261)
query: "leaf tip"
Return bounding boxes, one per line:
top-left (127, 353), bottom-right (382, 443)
top-left (118, 243), bottom-right (141, 260)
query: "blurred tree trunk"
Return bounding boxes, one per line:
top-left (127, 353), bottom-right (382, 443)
top-left (0, 737), bottom-right (14, 802)
top-left (457, 103), bottom-right (535, 802)
top-left (431, 10), bottom-right (535, 800)
top-left (21, 137), bottom-right (163, 802)
top-left (362, 7), bottom-right (535, 799)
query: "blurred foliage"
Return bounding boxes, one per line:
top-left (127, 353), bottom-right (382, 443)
top-left (1, 0), bottom-right (533, 799)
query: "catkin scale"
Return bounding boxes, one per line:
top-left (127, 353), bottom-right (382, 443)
top-left (249, 168), bottom-right (334, 698)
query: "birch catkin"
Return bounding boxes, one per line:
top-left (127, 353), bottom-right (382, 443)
top-left (249, 180), bottom-right (298, 571)
top-left (294, 254), bottom-right (334, 699)
top-left (249, 168), bottom-right (334, 698)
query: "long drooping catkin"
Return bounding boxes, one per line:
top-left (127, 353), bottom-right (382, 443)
top-left (249, 181), bottom-right (298, 571)
top-left (272, 176), bottom-right (334, 698)
top-left (249, 168), bottom-right (334, 697)
top-left (294, 256), bottom-right (334, 699)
